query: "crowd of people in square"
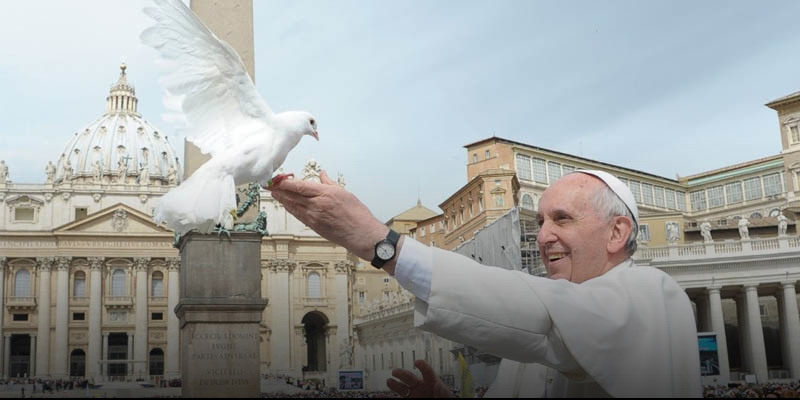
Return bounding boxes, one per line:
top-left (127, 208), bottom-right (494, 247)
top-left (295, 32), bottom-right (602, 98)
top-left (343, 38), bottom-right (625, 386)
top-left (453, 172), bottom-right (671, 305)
top-left (704, 382), bottom-right (800, 398)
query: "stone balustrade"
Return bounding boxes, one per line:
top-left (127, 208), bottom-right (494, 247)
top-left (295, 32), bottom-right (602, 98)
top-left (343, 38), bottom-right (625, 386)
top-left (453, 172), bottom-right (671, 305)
top-left (634, 237), bottom-right (800, 262)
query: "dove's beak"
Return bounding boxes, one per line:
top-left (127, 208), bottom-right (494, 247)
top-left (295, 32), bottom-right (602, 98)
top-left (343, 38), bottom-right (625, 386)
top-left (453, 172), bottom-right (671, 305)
top-left (312, 130), bottom-right (319, 141)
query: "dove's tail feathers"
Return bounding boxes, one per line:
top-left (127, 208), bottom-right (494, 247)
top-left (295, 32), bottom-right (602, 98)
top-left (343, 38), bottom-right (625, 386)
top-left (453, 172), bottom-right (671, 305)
top-left (154, 166), bottom-right (236, 236)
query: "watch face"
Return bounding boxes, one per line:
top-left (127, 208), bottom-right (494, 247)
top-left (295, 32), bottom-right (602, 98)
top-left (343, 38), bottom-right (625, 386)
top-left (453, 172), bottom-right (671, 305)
top-left (376, 241), bottom-right (395, 260)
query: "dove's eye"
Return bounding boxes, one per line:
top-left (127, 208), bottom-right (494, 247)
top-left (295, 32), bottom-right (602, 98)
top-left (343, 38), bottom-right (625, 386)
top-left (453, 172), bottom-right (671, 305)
top-left (310, 119), bottom-right (315, 126)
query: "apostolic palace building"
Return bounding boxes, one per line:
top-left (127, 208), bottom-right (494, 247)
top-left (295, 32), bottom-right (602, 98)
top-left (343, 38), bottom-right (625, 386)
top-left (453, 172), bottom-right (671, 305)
top-left (1, 62), bottom-right (800, 389)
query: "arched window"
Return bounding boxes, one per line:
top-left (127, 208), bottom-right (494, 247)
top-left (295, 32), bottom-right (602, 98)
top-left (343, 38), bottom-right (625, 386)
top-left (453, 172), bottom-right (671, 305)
top-left (151, 271), bottom-right (164, 297)
top-left (769, 209), bottom-right (782, 218)
top-left (521, 194), bottom-right (535, 210)
top-left (112, 270), bottom-right (127, 297)
top-left (308, 272), bottom-right (321, 298)
top-left (751, 212), bottom-right (763, 219)
top-left (149, 348), bottom-right (164, 376)
top-left (73, 271), bottom-right (86, 298)
top-left (15, 270), bottom-right (31, 297)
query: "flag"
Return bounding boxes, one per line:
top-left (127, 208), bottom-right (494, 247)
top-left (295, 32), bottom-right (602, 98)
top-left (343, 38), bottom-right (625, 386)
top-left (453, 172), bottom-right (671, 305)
top-left (458, 351), bottom-right (475, 398)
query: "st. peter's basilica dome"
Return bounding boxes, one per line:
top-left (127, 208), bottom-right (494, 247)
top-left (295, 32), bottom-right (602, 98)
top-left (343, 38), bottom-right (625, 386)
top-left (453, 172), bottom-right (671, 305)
top-left (54, 64), bottom-right (181, 186)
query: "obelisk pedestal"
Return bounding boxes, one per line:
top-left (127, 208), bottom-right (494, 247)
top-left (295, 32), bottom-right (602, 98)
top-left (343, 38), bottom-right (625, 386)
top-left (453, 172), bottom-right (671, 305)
top-left (176, 232), bottom-right (267, 398)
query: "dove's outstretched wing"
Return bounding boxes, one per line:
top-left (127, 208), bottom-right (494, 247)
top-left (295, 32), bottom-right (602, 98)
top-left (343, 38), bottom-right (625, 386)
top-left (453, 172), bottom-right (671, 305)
top-left (141, 0), bottom-right (273, 157)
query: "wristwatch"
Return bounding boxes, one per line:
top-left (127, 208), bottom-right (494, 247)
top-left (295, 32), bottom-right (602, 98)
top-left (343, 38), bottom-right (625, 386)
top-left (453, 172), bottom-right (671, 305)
top-left (371, 230), bottom-right (400, 269)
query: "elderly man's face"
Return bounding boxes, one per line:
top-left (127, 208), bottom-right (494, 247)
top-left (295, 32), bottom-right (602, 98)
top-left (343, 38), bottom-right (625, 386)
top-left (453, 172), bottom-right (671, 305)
top-left (536, 174), bottom-right (613, 283)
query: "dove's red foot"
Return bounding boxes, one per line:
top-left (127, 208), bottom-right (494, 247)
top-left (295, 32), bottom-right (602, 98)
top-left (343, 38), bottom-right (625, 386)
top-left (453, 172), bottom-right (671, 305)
top-left (269, 173), bottom-right (295, 188)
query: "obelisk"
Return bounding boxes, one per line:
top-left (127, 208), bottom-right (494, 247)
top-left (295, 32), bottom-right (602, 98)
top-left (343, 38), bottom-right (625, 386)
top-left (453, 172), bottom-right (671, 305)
top-left (177, 2), bottom-right (267, 398)
top-left (185, 0), bottom-right (255, 180)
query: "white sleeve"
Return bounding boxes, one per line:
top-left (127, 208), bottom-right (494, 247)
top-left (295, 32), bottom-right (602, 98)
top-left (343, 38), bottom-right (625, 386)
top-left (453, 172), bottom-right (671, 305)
top-left (393, 237), bottom-right (433, 303)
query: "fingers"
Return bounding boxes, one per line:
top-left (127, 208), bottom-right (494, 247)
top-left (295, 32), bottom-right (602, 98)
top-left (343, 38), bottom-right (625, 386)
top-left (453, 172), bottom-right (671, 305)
top-left (320, 170), bottom-right (336, 185)
top-left (386, 378), bottom-right (412, 397)
top-left (270, 190), bottom-right (311, 221)
top-left (269, 177), bottom-right (326, 197)
top-left (415, 360), bottom-right (438, 385)
top-left (392, 368), bottom-right (422, 388)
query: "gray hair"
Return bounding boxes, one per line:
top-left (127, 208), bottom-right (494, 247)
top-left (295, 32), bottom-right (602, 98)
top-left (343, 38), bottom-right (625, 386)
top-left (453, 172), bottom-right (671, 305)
top-left (592, 185), bottom-right (638, 256)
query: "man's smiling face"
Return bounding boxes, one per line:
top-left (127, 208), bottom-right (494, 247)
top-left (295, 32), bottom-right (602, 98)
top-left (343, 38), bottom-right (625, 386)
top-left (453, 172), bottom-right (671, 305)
top-left (536, 174), bottom-right (614, 283)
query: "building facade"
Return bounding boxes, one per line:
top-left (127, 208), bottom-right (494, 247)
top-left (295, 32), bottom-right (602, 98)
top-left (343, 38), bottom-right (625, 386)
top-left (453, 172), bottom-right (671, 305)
top-left (0, 66), bottom-right (358, 385)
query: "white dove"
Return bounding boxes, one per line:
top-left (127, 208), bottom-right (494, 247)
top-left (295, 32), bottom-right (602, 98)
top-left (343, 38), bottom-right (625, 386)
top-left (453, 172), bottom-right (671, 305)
top-left (141, 0), bottom-right (318, 235)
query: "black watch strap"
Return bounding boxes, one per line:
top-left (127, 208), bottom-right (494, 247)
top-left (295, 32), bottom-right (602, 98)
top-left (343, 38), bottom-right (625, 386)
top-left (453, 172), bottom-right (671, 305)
top-left (371, 229), bottom-right (400, 269)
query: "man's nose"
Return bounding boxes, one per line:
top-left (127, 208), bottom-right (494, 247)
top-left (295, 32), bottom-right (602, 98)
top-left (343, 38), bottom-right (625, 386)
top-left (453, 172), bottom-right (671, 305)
top-left (537, 221), bottom-right (557, 245)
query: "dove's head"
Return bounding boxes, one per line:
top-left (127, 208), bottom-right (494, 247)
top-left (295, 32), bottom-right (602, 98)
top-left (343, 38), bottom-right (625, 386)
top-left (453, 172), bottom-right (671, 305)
top-left (278, 111), bottom-right (319, 142)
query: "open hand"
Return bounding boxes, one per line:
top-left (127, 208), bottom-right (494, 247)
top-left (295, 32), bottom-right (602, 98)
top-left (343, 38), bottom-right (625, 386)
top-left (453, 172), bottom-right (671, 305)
top-left (268, 170), bottom-right (390, 262)
top-left (384, 360), bottom-right (455, 398)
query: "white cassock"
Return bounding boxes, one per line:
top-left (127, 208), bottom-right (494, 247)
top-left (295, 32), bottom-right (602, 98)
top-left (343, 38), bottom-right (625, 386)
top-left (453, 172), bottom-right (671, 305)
top-left (395, 238), bottom-right (702, 398)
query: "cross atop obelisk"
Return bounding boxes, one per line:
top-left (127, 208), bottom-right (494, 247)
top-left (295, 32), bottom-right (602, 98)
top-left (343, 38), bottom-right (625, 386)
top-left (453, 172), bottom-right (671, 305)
top-left (184, 0), bottom-right (255, 180)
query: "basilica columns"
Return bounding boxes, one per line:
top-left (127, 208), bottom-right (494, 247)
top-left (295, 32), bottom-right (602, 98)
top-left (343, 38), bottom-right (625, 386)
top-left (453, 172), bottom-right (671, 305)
top-left (743, 284), bottom-right (769, 382)
top-left (165, 258), bottom-right (181, 379)
top-left (780, 281), bottom-right (800, 378)
top-left (707, 286), bottom-right (731, 382)
top-left (35, 257), bottom-right (53, 377)
top-left (2, 335), bottom-right (9, 379)
top-left (53, 257), bottom-right (71, 378)
top-left (87, 257), bottom-right (104, 379)
top-left (268, 260), bottom-right (294, 371)
top-left (134, 258), bottom-right (149, 377)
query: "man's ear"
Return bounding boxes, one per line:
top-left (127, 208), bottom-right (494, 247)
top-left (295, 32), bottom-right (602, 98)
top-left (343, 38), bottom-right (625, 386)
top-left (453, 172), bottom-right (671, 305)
top-left (608, 216), bottom-right (634, 254)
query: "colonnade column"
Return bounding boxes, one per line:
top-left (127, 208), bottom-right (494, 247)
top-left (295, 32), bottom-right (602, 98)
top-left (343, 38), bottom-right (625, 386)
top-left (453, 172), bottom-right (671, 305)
top-left (780, 281), bottom-right (800, 379)
top-left (735, 292), bottom-right (752, 377)
top-left (87, 258), bottom-right (104, 380)
top-left (134, 258), bottom-right (149, 377)
top-left (707, 286), bottom-right (730, 382)
top-left (165, 258), bottom-right (180, 379)
top-left (744, 284), bottom-right (769, 382)
top-left (35, 257), bottom-right (53, 377)
top-left (53, 257), bottom-right (71, 378)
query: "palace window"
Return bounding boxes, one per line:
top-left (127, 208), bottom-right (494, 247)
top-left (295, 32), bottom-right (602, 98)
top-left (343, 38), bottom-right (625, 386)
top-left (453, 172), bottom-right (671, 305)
top-left (641, 183), bottom-right (654, 206)
top-left (521, 194), bottom-right (535, 210)
top-left (75, 207), bottom-right (88, 221)
top-left (485, 150), bottom-right (491, 160)
top-left (547, 162), bottom-right (562, 184)
top-left (562, 165), bottom-right (575, 175)
top-left (307, 272), bottom-right (321, 298)
top-left (676, 192), bottom-right (687, 211)
top-left (515, 154), bottom-right (532, 181)
top-left (472, 154), bottom-right (478, 164)
top-left (532, 158), bottom-right (547, 184)
top-left (358, 292), bottom-right (365, 304)
top-left (744, 177), bottom-right (763, 201)
top-left (763, 173), bottom-right (783, 196)
top-left (14, 270), bottom-right (31, 297)
top-left (638, 225), bottom-right (651, 242)
top-left (690, 190), bottom-right (707, 212)
top-left (707, 186), bottom-right (724, 209)
top-left (654, 186), bottom-right (665, 208)
top-left (111, 270), bottom-right (127, 297)
top-left (494, 194), bottom-right (505, 207)
top-left (73, 271), bottom-right (86, 298)
top-left (151, 272), bottom-right (164, 297)
top-left (629, 181), bottom-right (642, 203)
top-left (725, 182), bottom-right (743, 205)
top-left (665, 188), bottom-right (676, 210)
top-left (791, 126), bottom-right (800, 143)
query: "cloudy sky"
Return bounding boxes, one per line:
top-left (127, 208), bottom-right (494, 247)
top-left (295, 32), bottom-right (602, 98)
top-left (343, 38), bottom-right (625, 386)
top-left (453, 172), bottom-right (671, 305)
top-left (1, 0), bottom-right (799, 221)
